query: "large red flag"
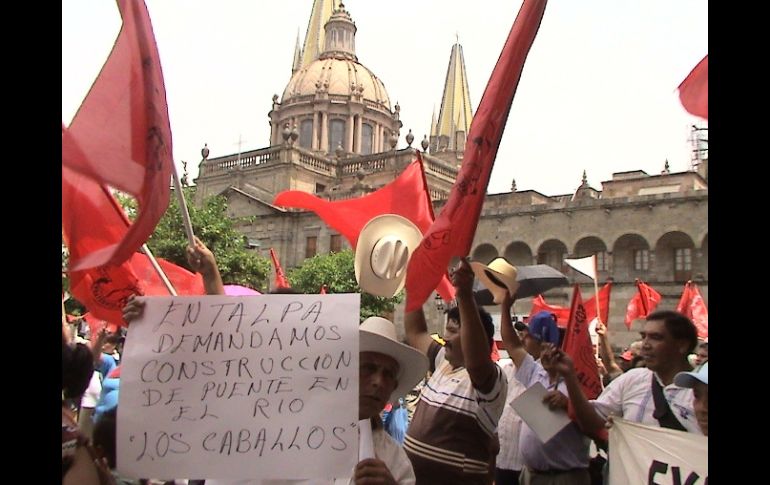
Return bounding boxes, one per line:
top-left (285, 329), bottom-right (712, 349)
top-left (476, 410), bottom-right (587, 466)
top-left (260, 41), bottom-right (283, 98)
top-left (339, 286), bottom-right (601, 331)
top-left (64, 163), bottom-right (204, 325)
top-left (274, 156), bottom-right (454, 302)
top-left (530, 283), bottom-right (612, 328)
top-left (269, 248), bottom-right (291, 289)
top-left (678, 55), bottom-right (708, 120)
top-left (405, 0), bottom-right (548, 312)
top-left (676, 281), bottom-right (708, 338)
top-left (62, 0), bottom-right (173, 271)
top-left (624, 280), bottom-right (662, 329)
top-left (562, 284), bottom-right (603, 399)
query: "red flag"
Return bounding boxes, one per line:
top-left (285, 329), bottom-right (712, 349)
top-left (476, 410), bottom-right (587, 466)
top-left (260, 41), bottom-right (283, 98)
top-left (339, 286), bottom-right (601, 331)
top-left (676, 281), bottom-right (708, 338)
top-left (64, 163), bottom-right (204, 325)
top-left (678, 55), bottom-right (708, 119)
top-left (562, 285), bottom-right (603, 399)
top-left (624, 280), bottom-right (661, 329)
top-left (270, 248), bottom-right (291, 289)
top-left (274, 156), bottom-right (454, 302)
top-left (530, 283), bottom-right (612, 328)
top-left (62, 0), bottom-right (173, 270)
top-left (319, 284), bottom-right (328, 295)
top-left (405, 0), bottom-right (548, 312)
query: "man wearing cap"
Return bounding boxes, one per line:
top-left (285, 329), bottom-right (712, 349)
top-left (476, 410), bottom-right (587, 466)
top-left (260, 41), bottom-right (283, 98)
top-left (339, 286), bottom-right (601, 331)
top-left (500, 298), bottom-right (592, 485)
top-left (546, 310), bottom-right (703, 436)
top-left (402, 258), bottom-right (507, 485)
top-left (674, 362), bottom-right (708, 436)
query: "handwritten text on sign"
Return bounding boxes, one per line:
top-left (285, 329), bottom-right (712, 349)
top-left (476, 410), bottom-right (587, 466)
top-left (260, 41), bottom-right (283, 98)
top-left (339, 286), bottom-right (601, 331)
top-left (118, 294), bottom-right (360, 480)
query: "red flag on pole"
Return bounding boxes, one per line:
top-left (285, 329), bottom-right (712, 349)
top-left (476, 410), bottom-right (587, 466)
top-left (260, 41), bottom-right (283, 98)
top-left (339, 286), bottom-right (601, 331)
top-left (624, 280), bottom-right (662, 329)
top-left (530, 283), bottom-right (612, 327)
top-left (562, 284), bottom-right (603, 399)
top-left (270, 248), bottom-right (291, 289)
top-left (62, 0), bottom-right (173, 271)
top-left (678, 55), bottom-right (708, 120)
top-left (274, 156), bottom-right (454, 302)
top-left (405, 0), bottom-right (548, 312)
top-left (676, 281), bottom-right (708, 338)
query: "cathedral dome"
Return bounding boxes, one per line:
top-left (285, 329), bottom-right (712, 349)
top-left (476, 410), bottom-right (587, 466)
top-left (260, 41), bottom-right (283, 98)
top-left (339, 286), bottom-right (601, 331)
top-left (281, 56), bottom-right (391, 111)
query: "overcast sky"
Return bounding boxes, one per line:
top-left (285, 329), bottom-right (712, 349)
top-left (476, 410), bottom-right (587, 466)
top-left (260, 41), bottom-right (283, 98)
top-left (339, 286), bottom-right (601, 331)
top-left (62, 0), bottom-right (707, 196)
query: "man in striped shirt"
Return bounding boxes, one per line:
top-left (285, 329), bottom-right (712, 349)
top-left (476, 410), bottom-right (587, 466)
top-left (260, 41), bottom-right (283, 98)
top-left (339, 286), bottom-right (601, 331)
top-left (403, 258), bottom-right (507, 484)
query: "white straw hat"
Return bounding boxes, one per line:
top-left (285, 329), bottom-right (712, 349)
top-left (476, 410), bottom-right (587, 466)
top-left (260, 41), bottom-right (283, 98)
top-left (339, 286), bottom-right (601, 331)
top-left (470, 257), bottom-right (519, 304)
top-left (354, 214), bottom-right (423, 298)
top-left (359, 316), bottom-right (429, 403)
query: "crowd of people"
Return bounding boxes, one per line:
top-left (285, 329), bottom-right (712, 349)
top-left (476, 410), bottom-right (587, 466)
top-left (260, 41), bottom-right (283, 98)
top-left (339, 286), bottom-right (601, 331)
top-left (63, 241), bottom-right (708, 485)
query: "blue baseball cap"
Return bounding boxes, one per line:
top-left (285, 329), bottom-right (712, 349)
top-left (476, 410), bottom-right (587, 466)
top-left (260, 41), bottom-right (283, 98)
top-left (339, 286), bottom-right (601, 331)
top-left (526, 311), bottom-right (560, 346)
top-left (674, 362), bottom-right (708, 388)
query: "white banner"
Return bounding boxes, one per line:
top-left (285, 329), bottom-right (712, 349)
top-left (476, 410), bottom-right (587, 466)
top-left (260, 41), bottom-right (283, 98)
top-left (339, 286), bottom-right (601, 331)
top-left (609, 418), bottom-right (707, 484)
top-left (117, 294), bottom-right (360, 481)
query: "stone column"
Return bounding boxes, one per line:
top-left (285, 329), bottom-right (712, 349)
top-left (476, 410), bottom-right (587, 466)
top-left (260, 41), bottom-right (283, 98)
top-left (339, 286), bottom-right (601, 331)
top-left (346, 114), bottom-right (355, 153)
top-left (312, 112), bottom-right (320, 150)
top-left (320, 112), bottom-right (329, 153)
top-left (355, 115), bottom-right (363, 153)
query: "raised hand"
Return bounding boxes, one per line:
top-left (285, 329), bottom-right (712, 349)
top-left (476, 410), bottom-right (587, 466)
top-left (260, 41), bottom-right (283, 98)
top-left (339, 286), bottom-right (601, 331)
top-left (122, 295), bottom-right (146, 323)
top-left (542, 390), bottom-right (568, 411)
top-left (354, 458), bottom-right (398, 485)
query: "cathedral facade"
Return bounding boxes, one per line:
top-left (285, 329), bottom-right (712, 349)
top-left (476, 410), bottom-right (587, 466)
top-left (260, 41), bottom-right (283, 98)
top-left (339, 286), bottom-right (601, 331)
top-left (194, 0), bottom-right (708, 347)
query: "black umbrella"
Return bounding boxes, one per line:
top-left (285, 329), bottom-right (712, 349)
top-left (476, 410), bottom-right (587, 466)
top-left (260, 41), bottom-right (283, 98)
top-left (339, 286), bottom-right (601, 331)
top-left (473, 264), bottom-right (568, 306)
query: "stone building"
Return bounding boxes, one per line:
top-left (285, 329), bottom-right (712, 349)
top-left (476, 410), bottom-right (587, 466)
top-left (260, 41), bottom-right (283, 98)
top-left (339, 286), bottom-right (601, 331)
top-left (194, 0), bottom-right (708, 347)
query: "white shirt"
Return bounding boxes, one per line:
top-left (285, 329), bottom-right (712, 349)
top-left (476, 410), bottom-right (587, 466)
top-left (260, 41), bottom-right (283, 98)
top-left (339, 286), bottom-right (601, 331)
top-left (591, 367), bottom-right (702, 434)
top-left (206, 428), bottom-right (416, 485)
top-left (495, 361), bottom-right (526, 471)
top-left (80, 371), bottom-right (102, 409)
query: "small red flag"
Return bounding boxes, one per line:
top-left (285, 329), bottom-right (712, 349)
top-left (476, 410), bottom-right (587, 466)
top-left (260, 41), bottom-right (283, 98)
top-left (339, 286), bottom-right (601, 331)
top-left (270, 248), bottom-right (291, 289)
top-left (562, 284), bottom-right (603, 400)
top-left (676, 281), bottom-right (708, 338)
top-left (678, 55), bottom-right (708, 120)
top-left (62, 0), bottom-right (173, 270)
top-left (530, 283), bottom-right (612, 327)
top-left (319, 284), bottom-right (328, 295)
top-left (405, 0), bottom-right (548, 312)
top-left (274, 156), bottom-right (454, 303)
top-left (624, 280), bottom-right (661, 329)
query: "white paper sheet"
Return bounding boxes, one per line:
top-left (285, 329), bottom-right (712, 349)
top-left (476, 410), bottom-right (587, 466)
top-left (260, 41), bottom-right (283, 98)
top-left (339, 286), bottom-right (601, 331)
top-left (510, 381), bottom-right (571, 443)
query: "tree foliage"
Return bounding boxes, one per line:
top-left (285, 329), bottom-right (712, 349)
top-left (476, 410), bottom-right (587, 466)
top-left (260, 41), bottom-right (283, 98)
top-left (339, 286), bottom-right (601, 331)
top-left (287, 249), bottom-right (402, 320)
top-left (146, 187), bottom-right (271, 291)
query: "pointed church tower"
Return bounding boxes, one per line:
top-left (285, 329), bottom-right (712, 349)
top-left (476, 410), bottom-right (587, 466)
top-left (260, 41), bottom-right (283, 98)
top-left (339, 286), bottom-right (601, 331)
top-left (292, 29), bottom-right (303, 74)
top-left (429, 40), bottom-right (473, 166)
top-left (299, 0), bottom-right (336, 69)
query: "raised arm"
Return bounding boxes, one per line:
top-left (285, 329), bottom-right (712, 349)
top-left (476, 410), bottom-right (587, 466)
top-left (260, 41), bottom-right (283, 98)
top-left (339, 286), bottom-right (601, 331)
top-left (454, 258), bottom-right (498, 394)
top-left (595, 320), bottom-right (623, 379)
top-left (404, 305), bottom-right (435, 357)
top-left (187, 236), bottom-right (225, 296)
top-left (544, 346), bottom-right (607, 434)
top-left (499, 292), bottom-right (528, 368)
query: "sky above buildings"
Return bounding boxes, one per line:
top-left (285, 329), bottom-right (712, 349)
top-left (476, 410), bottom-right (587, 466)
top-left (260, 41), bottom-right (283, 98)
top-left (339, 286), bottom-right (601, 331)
top-left (62, 0), bottom-right (707, 196)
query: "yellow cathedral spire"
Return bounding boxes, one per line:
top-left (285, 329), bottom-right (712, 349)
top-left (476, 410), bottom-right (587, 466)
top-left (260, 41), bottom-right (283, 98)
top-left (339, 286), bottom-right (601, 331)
top-left (300, 0), bottom-right (336, 69)
top-left (435, 41), bottom-right (473, 151)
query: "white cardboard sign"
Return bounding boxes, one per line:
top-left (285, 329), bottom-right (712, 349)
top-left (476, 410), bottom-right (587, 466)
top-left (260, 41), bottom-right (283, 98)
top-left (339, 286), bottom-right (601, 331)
top-left (117, 294), bottom-right (360, 481)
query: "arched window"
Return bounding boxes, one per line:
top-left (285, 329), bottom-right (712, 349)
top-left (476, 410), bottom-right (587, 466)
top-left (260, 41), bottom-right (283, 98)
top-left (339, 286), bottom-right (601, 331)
top-left (361, 123), bottom-right (374, 155)
top-left (329, 119), bottom-right (346, 154)
top-left (299, 119), bottom-right (313, 149)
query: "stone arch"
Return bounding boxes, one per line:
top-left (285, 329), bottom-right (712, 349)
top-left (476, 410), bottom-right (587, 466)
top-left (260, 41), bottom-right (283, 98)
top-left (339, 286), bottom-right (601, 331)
top-left (572, 236), bottom-right (609, 281)
top-left (503, 241), bottom-right (534, 266)
top-left (611, 233), bottom-right (651, 283)
top-left (655, 231), bottom-right (696, 283)
top-left (536, 239), bottom-right (569, 272)
top-left (471, 244), bottom-right (498, 265)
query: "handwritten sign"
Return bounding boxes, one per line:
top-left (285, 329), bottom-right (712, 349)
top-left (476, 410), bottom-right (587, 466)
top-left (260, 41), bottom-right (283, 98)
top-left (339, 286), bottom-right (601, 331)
top-left (117, 294), bottom-right (360, 480)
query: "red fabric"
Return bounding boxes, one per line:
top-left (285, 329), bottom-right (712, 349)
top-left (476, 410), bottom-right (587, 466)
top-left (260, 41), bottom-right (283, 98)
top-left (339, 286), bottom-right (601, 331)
top-left (678, 55), bottom-right (708, 120)
top-left (274, 156), bottom-right (454, 303)
top-left (270, 248), bottom-right (291, 289)
top-left (82, 312), bottom-right (116, 336)
top-left (567, 399), bottom-right (608, 442)
top-left (64, 160), bottom-right (205, 326)
top-left (624, 281), bottom-right (661, 329)
top-left (676, 281), bottom-right (708, 338)
top-left (562, 285), bottom-right (602, 400)
top-left (107, 366), bottom-right (121, 379)
top-left (530, 283), bottom-right (612, 328)
top-left (490, 341), bottom-right (500, 362)
top-left (62, 0), bottom-right (173, 271)
top-left (405, 0), bottom-right (548, 312)
top-left (319, 285), bottom-right (328, 295)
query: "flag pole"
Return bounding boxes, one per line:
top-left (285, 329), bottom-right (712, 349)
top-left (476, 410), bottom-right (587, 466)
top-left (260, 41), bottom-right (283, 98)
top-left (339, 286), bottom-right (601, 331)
top-left (140, 243), bottom-right (177, 296)
top-left (172, 165), bottom-right (196, 247)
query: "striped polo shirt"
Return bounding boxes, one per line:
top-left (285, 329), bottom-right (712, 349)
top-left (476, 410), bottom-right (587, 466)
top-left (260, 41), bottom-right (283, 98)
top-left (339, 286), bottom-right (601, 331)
top-left (404, 341), bottom-right (507, 484)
